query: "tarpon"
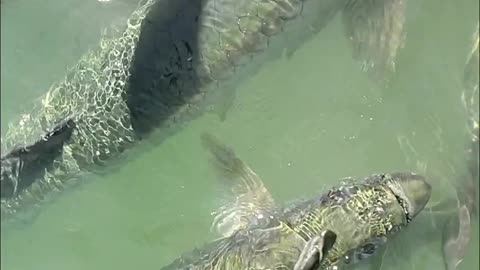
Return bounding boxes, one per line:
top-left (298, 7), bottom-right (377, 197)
top-left (389, 22), bottom-right (479, 270)
top-left (441, 22), bottom-right (479, 270)
top-left (1, 0), bottom-right (407, 224)
top-left (159, 133), bottom-right (431, 269)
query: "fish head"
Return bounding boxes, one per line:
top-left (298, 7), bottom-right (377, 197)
top-left (314, 172), bottom-right (432, 268)
top-left (348, 172), bottom-right (432, 263)
top-left (383, 172), bottom-right (432, 222)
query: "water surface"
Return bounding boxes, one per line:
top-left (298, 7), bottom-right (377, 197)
top-left (1, 0), bottom-right (478, 269)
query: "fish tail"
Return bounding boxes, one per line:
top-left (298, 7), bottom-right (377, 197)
top-left (342, 0), bottom-right (407, 82)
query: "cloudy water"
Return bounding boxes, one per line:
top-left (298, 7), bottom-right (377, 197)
top-left (1, 0), bottom-right (478, 269)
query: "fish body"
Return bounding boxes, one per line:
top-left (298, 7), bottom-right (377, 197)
top-left (160, 134), bottom-right (431, 270)
top-left (1, 0), bottom-right (407, 224)
top-left (463, 23), bottom-right (479, 203)
top-left (441, 22), bottom-right (479, 270)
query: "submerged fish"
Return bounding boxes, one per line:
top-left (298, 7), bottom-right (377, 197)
top-left (463, 23), bottom-right (479, 200)
top-left (441, 22), bottom-right (479, 270)
top-left (1, 0), bottom-right (408, 224)
top-left (160, 133), bottom-right (432, 270)
top-left (391, 22), bottom-right (478, 270)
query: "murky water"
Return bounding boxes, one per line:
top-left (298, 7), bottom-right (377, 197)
top-left (1, 0), bottom-right (478, 269)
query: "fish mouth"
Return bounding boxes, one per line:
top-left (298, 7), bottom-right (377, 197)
top-left (384, 172), bottom-right (432, 223)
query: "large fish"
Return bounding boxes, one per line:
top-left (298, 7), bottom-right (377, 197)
top-left (159, 133), bottom-right (431, 269)
top-left (388, 22), bottom-right (479, 270)
top-left (0, 0), bottom-right (407, 224)
top-left (441, 22), bottom-right (479, 270)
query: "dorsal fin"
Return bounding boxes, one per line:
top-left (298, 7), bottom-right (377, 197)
top-left (1, 118), bottom-right (76, 198)
top-left (200, 133), bottom-right (276, 237)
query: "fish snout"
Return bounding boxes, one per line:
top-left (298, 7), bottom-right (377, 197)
top-left (388, 172), bottom-right (432, 219)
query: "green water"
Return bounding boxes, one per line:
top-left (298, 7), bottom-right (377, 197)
top-left (1, 0), bottom-right (478, 269)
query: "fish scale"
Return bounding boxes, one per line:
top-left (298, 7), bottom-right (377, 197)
top-left (283, 181), bottom-right (407, 268)
top-left (2, 0), bottom-right (407, 226)
top-left (2, 0), bottom-right (329, 223)
top-left (160, 172), bottom-right (425, 269)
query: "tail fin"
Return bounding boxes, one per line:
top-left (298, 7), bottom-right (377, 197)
top-left (342, 0), bottom-right (406, 82)
top-left (1, 118), bottom-right (76, 198)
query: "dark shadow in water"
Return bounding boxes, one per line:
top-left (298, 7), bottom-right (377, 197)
top-left (125, 0), bottom-right (206, 138)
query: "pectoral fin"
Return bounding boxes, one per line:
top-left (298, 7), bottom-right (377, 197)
top-left (200, 133), bottom-right (276, 237)
top-left (294, 230), bottom-right (337, 270)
